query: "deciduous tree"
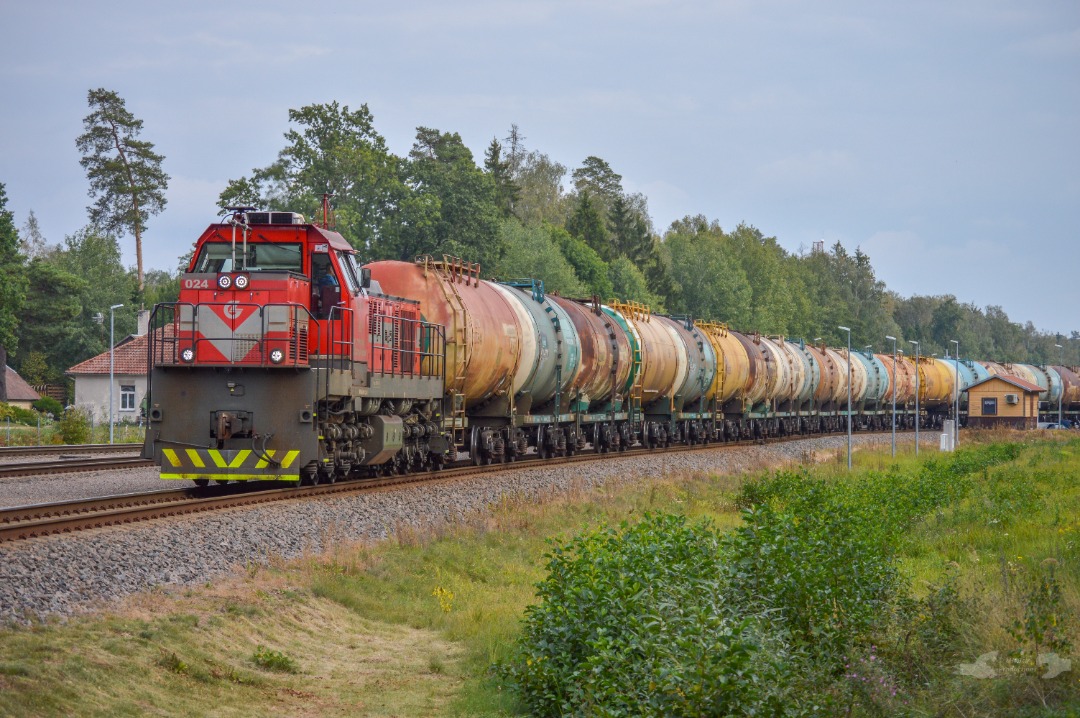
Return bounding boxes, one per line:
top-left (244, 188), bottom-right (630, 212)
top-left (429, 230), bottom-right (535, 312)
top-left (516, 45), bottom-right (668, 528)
top-left (391, 128), bottom-right (504, 269)
top-left (219, 102), bottom-right (404, 258)
top-left (0, 183), bottom-right (27, 400)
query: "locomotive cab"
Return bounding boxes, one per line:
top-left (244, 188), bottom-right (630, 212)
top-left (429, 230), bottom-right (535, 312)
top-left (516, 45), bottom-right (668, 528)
top-left (142, 210), bottom-right (447, 485)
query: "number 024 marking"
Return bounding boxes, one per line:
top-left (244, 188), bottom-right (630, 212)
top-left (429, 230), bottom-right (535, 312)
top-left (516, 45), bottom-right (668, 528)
top-left (183, 278), bottom-right (210, 289)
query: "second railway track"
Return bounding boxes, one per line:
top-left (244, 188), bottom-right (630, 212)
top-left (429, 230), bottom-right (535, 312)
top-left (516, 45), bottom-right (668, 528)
top-left (0, 456), bottom-right (153, 479)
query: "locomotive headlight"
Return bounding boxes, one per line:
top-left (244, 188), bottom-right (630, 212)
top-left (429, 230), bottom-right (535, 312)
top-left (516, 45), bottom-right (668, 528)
top-left (269, 348), bottom-right (285, 364)
top-left (217, 274), bottom-right (232, 289)
top-left (234, 274), bottom-right (249, 290)
top-left (181, 348), bottom-right (195, 363)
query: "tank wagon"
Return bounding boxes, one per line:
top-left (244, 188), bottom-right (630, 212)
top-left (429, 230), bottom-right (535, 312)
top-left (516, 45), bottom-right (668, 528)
top-left (142, 210), bottom-right (1076, 486)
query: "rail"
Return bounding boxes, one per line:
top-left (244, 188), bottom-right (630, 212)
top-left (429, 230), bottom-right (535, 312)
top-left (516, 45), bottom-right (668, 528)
top-left (1, 430), bottom-right (922, 543)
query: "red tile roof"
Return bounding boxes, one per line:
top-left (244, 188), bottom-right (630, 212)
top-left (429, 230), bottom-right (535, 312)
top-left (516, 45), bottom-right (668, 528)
top-left (67, 334), bottom-right (149, 376)
top-left (4, 366), bottom-right (41, 402)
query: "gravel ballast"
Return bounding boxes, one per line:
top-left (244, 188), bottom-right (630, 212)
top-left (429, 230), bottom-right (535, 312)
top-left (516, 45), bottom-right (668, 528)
top-left (0, 466), bottom-right (164, 509)
top-left (0, 434), bottom-right (927, 624)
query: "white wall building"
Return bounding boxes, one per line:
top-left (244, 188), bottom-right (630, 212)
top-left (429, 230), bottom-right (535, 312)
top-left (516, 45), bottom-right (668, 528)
top-left (66, 310), bottom-right (151, 425)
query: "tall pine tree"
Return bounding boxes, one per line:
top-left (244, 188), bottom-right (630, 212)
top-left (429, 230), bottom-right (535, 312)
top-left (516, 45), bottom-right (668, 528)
top-left (76, 89), bottom-right (169, 293)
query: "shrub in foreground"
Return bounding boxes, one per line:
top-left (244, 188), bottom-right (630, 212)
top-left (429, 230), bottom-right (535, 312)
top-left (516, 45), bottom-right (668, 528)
top-left (502, 513), bottom-right (789, 716)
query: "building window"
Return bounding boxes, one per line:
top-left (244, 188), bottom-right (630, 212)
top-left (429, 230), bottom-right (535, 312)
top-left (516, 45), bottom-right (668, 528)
top-left (121, 385), bottom-right (136, 411)
top-left (982, 397), bottom-right (997, 416)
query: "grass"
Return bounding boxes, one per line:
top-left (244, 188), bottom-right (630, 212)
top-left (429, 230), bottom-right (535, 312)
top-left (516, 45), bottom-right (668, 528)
top-left (0, 431), bottom-right (1078, 715)
top-left (0, 420), bottom-right (144, 446)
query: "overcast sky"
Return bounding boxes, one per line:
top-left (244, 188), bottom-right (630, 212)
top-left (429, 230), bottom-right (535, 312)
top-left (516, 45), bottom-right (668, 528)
top-left (2, 0), bottom-right (1078, 337)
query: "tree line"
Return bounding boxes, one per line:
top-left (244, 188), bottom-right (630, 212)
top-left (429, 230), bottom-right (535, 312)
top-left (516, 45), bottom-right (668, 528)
top-left (0, 95), bottom-right (1076, 398)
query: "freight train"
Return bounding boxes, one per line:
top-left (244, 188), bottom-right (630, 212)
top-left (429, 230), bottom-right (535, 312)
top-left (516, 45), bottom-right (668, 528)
top-left (141, 210), bottom-right (1080, 484)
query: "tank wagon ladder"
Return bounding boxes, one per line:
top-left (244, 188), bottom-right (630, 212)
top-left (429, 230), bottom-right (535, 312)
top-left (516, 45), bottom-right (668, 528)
top-left (613, 300), bottom-right (648, 444)
top-left (698, 321), bottom-right (729, 439)
top-left (421, 254), bottom-right (481, 446)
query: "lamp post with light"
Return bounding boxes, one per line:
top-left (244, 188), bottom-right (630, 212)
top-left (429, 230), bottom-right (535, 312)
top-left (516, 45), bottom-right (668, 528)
top-left (109, 303), bottom-right (124, 444)
top-left (950, 339), bottom-right (959, 449)
top-left (839, 326), bottom-right (852, 469)
top-left (885, 335), bottom-right (897, 457)
top-left (909, 340), bottom-right (920, 456)
top-left (1055, 343), bottom-right (1064, 425)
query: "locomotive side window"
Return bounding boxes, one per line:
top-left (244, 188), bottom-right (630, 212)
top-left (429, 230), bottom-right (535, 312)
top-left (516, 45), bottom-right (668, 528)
top-left (192, 242), bottom-right (303, 273)
top-left (311, 253), bottom-right (341, 319)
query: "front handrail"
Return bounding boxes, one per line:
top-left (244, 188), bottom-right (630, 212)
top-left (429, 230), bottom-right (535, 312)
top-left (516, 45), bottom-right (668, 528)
top-left (146, 301), bottom-right (320, 369)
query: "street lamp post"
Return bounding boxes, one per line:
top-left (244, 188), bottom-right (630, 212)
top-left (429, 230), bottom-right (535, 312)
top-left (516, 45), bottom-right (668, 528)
top-left (109, 303), bottom-right (124, 444)
top-left (909, 340), bottom-right (920, 456)
top-left (1055, 343), bottom-right (1064, 425)
top-left (839, 326), bottom-right (852, 470)
top-left (951, 339), bottom-right (959, 449)
top-left (886, 335), bottom-right (897, 457)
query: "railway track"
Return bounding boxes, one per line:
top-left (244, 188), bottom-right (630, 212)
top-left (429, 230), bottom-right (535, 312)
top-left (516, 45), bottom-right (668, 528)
top-left (0, 443), bottom-right (143, 459)
top-left (0, 456), bottom-right (153, 479)
top-left (0, 432), bottom-right (881, 543)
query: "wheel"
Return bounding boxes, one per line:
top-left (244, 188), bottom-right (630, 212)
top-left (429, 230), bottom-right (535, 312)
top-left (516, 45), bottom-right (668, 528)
top-left (193, 478), bottom-right (209, 487)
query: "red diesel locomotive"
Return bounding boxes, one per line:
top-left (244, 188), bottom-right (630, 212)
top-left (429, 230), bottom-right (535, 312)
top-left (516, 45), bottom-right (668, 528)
top-left (142, 209), bottom-right (448, 485)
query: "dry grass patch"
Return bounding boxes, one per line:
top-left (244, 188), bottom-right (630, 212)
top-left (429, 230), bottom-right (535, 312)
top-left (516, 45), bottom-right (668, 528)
top-left (0, 567), bottom-right (466, 718)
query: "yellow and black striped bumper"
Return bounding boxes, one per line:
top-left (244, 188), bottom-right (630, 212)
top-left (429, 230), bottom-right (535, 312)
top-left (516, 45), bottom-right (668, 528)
top-left (159, 448), bottom-right (302, 481)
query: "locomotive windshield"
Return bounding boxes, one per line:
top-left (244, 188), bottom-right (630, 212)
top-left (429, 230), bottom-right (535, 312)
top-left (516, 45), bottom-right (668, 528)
top-left (192, 242), bottom-right (303, 273)
top-left (337, 251), bottom-right (363, 293)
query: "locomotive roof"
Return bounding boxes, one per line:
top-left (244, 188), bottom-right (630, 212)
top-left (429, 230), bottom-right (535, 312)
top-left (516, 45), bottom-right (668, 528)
top-left (202, 221), bottom-right (355, 252)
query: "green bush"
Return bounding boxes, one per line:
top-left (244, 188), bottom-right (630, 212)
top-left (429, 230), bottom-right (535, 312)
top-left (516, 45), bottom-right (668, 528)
top-left (725, 497), bottom-right (900, 669)
top-left (502, 514), bottom-right (788, 717)
top-left (32, 396), bottom-right (63, 417)
top-left (57, 406), bottom-right (92, 444)
top-left (504, 442), bottom-right (1048, 716)
top-left (0, 403), bottom-right (38, 425)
